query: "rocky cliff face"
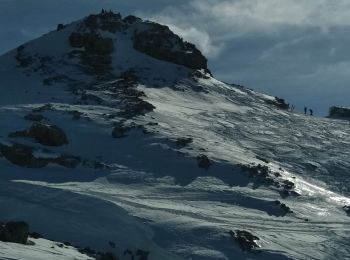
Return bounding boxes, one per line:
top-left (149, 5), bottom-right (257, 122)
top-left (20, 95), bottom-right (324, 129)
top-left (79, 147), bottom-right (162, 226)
top-left (133, 23), bottom-right (208, 70)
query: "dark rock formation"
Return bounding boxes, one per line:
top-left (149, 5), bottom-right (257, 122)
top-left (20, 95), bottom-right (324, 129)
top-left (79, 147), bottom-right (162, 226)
top-left (28, 123), bottom-right (68, 146)
top-left (79, 246), bottom-right (97, 256)
top-left (69, 32), bottom-right (85, 48)
top-left (240, 163), bottom-right (270, 179)
top-left (280, 203), bottom-right (292, 213)
top-left (69, 31), bottom-right (114, 77)
top-left (123, 249), bottom-right (149, 260)
top-left (229, 230), bottom-right (260, 252)
top-left (136, 249), bottom-right (150, 260)
top-left (127, 100), bottom-right (155, 117)
top-left (0, 142), bottom-right (82, 168)
top-left (124, 249), bottom-right (133, 258)
top-left (239, 163), bottom-right (299, 197)
top-left (99, 252), bottom-right (118, 260)
top-left (29, 232), bottom-right (43, 239)
top-left (84, 11), bottom-right (123, 33)
top-left (256, 156), bottom-right (269, 164)
top-left (0, 222), bottom-right (29, 244)
top-left (85, 36), bottom-right (114, 55)
top-left (123, 15), bottom-right (141, 24)
top-left (32, 104), bottom-right (54, 113)
top-left (112, 125), bottom-right (130, 138)
top-left (192, 69), bottom-right (211, 79)
top-left (53, 155), bottom-right (81, 168)
top-left (133, 23), bottom-right (207, 70)
top-left (8, 130), bottom-right (31, 138)
top-left (176, 137), bottom-right (193, 147)
top-left (69, 33), bottom-right (114, 55)
top-left (265, 97), bottom-right (289, 110)
top-left (197, 154), bottom-right (211, 169)
top-left (15, 46), bottom-right (34, 68)
top-left (56, 24), bottom-right (66, 31)
top-left (274, 200), bottom-right (293, 213)
top-left (0, 143), bottom-right (48, 168)
top-left (283, 180), bottom-right (295, 190)
top-left (329, 106), bottom-right (350, 118)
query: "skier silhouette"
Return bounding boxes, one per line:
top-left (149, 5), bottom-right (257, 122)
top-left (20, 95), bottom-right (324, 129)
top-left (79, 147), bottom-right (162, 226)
top-left (304, 107), bottom-right (307, 115)
top-left (309, 109), bottom-right (313, 116)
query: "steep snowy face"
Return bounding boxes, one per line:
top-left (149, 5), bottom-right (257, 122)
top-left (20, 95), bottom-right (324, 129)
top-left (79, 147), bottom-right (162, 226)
top-left (0, 11), bottom-right (350, 260)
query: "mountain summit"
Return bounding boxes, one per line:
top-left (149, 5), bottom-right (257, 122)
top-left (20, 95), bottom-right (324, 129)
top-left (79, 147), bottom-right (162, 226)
top-left (0, 11), bottom-right (349, 260)
top-left (8, 10), bottom-right (209, 86)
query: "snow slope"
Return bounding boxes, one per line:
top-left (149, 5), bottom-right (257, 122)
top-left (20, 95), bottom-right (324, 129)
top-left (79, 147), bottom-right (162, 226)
top-left (0, 11), bottom-right (349, 260)
top-left (0, 237), bottom-right (93, 260)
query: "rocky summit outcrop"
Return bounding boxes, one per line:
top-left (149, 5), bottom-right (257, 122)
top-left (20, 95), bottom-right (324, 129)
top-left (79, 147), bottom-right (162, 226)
top-left (15, 9), bottom-right (210, 83)
top-left (133, 23), bottom-right (208, 70)
top-left (329, 106), bottom-right (350, 119)
top-left (72, 10), bottom-right (208, 72)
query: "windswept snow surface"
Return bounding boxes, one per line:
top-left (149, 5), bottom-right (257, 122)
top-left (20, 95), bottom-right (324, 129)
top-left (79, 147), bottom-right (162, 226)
top-left (0, 238), bottom-right (93, 260)
top-left (0, 13), bottom-right (349, 260)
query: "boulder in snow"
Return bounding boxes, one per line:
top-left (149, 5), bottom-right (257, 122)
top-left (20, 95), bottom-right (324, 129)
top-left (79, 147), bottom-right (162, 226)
top-left (197, 154), bottom-right (211, 169)
top-left (176, 137), bottom-right (193, 147)
top-left (53, 155), bottom-right (81, 168)
top-left (112, 125), bottom-right (130, 138)
top-left (0, 222), bottom-right (29, 244)
top-left (229, 230), bottom-right (260, 252)
top-left (0, 143), bottom-right (48, 168)
top-left (28, 123), bottom-right (68, 146)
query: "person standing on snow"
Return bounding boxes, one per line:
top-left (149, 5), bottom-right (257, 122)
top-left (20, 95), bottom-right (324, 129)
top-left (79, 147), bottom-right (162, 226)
top-left (304, 107), bottom-right (307, 115)
top-left (309, 109), bottom-right (313, 116)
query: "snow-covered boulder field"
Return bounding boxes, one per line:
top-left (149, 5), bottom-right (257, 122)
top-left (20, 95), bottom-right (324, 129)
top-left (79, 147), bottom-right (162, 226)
top-left (0, 10), bottom-right (349, 260)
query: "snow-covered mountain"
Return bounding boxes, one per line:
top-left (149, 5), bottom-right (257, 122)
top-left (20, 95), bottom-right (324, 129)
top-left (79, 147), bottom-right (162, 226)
top-left (0, 11), bottom-right (349, 260)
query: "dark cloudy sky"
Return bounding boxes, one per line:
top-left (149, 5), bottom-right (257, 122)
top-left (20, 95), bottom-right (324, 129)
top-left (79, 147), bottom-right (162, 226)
top-left (1, 0), bottom-right (349, 115)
